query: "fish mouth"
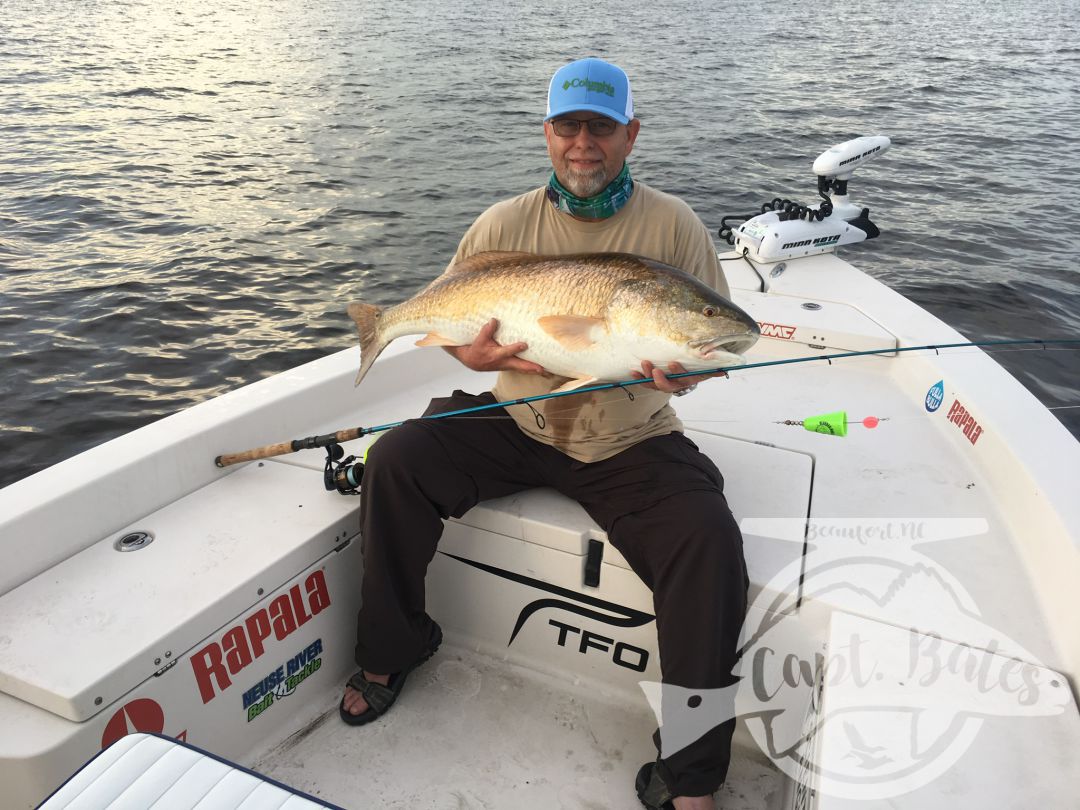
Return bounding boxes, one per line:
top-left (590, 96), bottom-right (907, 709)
top-left (690, 333), bottom-right (759, 359)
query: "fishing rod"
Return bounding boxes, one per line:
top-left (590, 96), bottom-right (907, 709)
top-left (213, 338), bottom-right (1080, 484)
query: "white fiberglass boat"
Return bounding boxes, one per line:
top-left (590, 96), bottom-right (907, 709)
top-left (2, 139), bottom-right (1078, 809)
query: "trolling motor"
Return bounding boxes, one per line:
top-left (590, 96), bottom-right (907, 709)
top-left (719, 135), bottom-right (891, 263)
top-left (324, 443), bottom-right (365, 495)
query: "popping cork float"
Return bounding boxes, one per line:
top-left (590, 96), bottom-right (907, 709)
top-left (347, 251), bottom-right (760, 392)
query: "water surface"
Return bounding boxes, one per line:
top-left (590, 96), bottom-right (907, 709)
top-left (2, 0), bottom-right (1078, 487)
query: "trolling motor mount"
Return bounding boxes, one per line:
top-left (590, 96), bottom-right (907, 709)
top-left (721, 135), bottom-right (891, 264)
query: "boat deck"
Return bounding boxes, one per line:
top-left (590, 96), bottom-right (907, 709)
top-left (252, 638), bottom-right (787, 809)
top-left (2, 252), bottom-right (1078, 808)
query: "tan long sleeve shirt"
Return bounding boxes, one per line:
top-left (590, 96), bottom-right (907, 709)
top-left (447, 181), bottom-right (728, 463)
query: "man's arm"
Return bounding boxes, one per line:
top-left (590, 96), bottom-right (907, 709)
top-left (634, 200), bottom-right (731, 392)
top-left (675, 206), bottom-right (731, 299)
top-left (440, 207), bottom-right (545, 376)
top-left (445, 318), bottom-right (545, 375)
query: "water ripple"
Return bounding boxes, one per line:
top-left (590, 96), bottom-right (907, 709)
top-left (1, 0), bottom-right (1078, 486)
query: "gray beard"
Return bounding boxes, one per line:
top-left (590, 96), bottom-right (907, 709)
top-left (561, 166), bottom-right (608, 198)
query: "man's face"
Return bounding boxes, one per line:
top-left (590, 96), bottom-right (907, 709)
top-left (545, 111), bottom-right (641, 198)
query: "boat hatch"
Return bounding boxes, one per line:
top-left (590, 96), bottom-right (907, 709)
top-left (735, 292), bottom-right (898, 354)
top-left (0, 461), bottom-right (360, 722)
top-left (811, 612), bottom-right (1080, 808)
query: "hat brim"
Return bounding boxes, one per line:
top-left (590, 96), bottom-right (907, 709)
top-left (544, 103), bottom-right (631, 126)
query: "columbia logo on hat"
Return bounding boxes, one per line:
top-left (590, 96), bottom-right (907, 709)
top-left (561, 77), bottom-right (616, 97)
top-left (546, 57), bottom-right (634, 125)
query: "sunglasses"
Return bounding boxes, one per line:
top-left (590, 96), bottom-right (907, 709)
top-left (549, 117), bottom-right (619, 137)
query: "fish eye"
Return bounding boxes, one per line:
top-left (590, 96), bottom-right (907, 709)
top-left (702, 306), bottom-right (718, 317)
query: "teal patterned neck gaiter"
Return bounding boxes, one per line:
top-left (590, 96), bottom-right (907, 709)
top-left (546, 163), bottom-right (633, 220)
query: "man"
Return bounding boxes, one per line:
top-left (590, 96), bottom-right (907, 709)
top-left (340, 58), bottom-right (748, 810)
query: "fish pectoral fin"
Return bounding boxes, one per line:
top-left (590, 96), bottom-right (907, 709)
top-left (550, 376), bottom-right (599, 394)
top-left (537, 315), bottom-right (605, 350)
top-left (415, 332), bottom-right (460, 347)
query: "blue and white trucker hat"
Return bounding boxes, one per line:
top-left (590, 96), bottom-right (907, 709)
top-left (545, 58), bottom-right (634, 124)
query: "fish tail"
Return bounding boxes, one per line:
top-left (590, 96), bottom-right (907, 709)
top-left (347, 302), bottom-right (387, 386)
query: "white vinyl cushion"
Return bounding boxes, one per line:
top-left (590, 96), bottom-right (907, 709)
top-left (39, 734), bottom-right (339, 809)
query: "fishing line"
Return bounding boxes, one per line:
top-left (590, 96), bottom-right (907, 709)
top-left (341, 344), bottom-right (1080, 425)
top-left (213, 338), bottom-right (1080, 469)
top-left (643, 342), bottom-right (1080, 403)
top-left (357, 338), bottom-right (1080, 433)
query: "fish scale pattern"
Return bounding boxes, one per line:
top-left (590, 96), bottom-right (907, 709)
top-left (360, 253), bottom-right (756, 386)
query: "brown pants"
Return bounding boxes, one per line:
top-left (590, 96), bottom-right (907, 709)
top-left (354, 391), bottom-right (748, 796)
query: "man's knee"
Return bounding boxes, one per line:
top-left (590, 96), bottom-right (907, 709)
top-left (653, 496), bottom-right (749, 628)
top-left (361, 420), bottom-right (480, 525)
top-left (364, 422), bottom-right (444, 480)
top-left (671, 494), bottom-right (744, 568)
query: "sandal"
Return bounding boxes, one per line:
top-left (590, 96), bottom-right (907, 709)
top-left (635, 760), bottom-right (675, 810)
top-left (338, 624), bottom-right (442, 726)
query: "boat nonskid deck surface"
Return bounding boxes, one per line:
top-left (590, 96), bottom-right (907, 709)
top-left (251, 640), bottom-right (785, 810)
top-left (1, 253), bottom-right (1078, 808)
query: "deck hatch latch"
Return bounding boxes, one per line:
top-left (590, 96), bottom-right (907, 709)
top-left (584, 539), bottom-right (604, 588)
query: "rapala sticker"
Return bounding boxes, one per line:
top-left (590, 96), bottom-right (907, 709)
top-left (925, 380), bottom-right (944, 412)
top-left (945, 399), bottom-right (984, 445)
top-left (191, 570), bottom-right (331, 704)
top-left (244, 638), bottom-right (324, 722)
top-left (758, 322), bottom-right (797, 340)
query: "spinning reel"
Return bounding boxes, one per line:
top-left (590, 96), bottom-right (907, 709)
top-left (324, 443), bottom-right (365, 495)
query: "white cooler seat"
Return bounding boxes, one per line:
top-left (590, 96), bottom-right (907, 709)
top-left (39, 733), bottom-right (341, 809)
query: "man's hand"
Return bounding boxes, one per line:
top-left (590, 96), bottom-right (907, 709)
top-left (630, 360), bottom-right (728, 394)
top-left (445, 318), bottom-right (546, 374)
